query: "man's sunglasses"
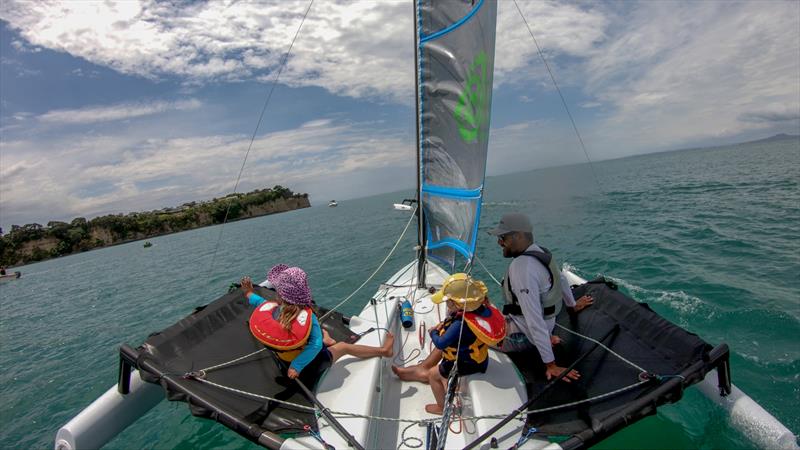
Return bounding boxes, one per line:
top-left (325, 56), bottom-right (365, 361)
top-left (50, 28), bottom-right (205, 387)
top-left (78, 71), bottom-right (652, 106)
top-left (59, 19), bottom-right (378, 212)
top-left (498, 232), bottom-right (515, 243)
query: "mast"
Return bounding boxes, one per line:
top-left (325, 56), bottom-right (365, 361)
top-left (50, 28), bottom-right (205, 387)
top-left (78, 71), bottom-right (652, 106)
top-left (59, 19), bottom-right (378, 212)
top-left (413, 0), bottom-right (427, 288)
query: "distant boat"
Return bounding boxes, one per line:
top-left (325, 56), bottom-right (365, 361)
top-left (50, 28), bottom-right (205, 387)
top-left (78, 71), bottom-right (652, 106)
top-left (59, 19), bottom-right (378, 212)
top-left (0, 271), bottom-right (21, 282)
top-left (143, 242), bottom-right (153, 248)
top-left (328, 200), bottom-right (338, 207)
top-left (392, 198), bottom-right (416, 211)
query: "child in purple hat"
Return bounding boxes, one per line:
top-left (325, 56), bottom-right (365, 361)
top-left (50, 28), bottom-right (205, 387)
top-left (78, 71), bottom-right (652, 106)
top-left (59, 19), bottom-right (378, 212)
top-left (241, 264), bottom-right (394, 385)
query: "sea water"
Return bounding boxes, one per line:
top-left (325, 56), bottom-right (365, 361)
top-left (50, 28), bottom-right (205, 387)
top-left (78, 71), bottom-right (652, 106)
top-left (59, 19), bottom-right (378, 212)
top-left (1, 138), bottom-right (797, 449)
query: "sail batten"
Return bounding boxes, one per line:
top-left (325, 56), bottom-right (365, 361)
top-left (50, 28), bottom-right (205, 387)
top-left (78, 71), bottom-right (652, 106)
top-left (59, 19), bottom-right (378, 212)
top-left (416, 0), bottom-right (497, 269)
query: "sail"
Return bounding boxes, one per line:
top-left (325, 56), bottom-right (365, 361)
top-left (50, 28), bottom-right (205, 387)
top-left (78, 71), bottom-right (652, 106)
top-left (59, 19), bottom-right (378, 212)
top-left (416, 0), bottom-right (497, 268)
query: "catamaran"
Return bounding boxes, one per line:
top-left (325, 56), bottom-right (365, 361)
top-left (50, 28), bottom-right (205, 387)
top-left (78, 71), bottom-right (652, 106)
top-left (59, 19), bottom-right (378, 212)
top-left (55, 1), bottom-right (797, 450)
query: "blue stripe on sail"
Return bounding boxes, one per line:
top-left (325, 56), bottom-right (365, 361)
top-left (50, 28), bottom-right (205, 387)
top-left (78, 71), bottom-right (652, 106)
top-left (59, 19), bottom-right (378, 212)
top-left (427, 236), bottom-right (474, 260)
top-left (420, 0), bottom-right (484, 43)
top-left (422, 184), bottom-right (482, 199)
top-left (422, 187), bottom-right (483, 261)
top-left (469, 196), bottom-right (484, 254)
top-left (428, 251), bottom-right (455, 270)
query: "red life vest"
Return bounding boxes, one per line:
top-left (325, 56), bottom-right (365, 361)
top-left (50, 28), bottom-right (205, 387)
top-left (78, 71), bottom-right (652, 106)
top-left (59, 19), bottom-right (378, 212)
top-left (249, 301), bottom-right (313, 362)
top-left (464, 303), bottom-right (506, 346)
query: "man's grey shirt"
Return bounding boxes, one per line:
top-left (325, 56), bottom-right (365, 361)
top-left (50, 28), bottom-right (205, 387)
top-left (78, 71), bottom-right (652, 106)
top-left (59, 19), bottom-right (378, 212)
top-left (506, 243), bottom-right (576, 364)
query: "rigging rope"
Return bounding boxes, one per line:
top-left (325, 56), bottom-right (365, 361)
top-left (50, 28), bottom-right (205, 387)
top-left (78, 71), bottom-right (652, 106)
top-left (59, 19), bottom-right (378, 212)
top-left (191, 207), bottom-right (417, 385)
top-left (319, 205), bottom-right (417, 321)
top-left (474, 261), bottom-right (657, 376)
top-left (207, 0), bottom-right (315, 275)
top-left (554, 323), bottom-right (650, 374)
top-left (186, 364), bottom-right (651, 426)
top-left (511, 0), bottom-right (604, 195)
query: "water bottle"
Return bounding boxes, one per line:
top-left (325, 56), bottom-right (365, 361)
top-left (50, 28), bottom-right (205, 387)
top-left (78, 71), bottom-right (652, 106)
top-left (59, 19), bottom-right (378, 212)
top-left (400, 299), bottom-right (414, 328)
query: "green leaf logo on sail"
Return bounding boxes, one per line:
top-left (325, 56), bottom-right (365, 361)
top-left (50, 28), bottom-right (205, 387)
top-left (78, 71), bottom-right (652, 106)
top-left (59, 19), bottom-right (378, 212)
top-left (455, 51), bottom-right (490, 143)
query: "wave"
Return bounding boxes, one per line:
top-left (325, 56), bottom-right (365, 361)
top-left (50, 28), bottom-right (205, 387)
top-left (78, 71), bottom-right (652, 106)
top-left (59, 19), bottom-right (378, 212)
top-left (563, 265), bottom-right (713, 328)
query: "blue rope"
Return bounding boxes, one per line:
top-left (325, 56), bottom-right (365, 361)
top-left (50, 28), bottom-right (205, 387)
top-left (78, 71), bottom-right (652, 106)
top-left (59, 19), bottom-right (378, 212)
top-left (510, 426), bottom-right (538, 449)
top-left (305, 424), bottom-right (335, 450)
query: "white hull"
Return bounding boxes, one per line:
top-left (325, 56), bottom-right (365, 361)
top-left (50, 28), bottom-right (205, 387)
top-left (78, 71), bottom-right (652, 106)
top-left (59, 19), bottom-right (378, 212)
top-left (55, 370), bottom-right (162, 450)
top-left (0, 271), bottom-right (21, 281)
top-left (54, 264), bottom-right (798, 449)
top-left (696, 372), bottom-right (798, 450)
top-left (283, 260), bottom-right (555, 450)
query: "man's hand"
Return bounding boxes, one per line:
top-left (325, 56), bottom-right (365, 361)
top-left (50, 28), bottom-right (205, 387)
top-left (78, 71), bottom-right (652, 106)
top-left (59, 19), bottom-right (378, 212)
top-left (545, 362), bottom-right (580, 383)
top-left (287, 368), bottom-right (300, 379)
top-left (550, 335), bottom-right (562, 346)
top-left (574, 295), bottom-right (594, 312)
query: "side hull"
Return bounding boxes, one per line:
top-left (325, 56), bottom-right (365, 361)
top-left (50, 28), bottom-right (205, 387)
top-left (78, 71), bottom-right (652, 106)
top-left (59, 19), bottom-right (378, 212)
top-left (54, 370), bottom-right (163, 450)
top-left (696, 373), bottom-right (798, 450)
top-left (54, 267), bottom-right (797, 450)
top-left (562, 270), bottom-right (798, 450)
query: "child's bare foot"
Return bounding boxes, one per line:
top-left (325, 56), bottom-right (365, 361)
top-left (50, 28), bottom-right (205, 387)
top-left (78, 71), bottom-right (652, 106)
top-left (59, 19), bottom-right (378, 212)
top-left (322, 329), bottom-right (336, 347)
top-left (381, 332), bottom-right (395, 357)
top-left (391, 364), bottom-right (430, 383)
top-left (550, 335), bottom-right (562, 346)
top-left (425, 404), bottom-right (443, 415)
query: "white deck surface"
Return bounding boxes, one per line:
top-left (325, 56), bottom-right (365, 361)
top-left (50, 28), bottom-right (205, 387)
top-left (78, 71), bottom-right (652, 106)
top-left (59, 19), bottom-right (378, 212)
top-left (284, 260), bottom-right (556, 450)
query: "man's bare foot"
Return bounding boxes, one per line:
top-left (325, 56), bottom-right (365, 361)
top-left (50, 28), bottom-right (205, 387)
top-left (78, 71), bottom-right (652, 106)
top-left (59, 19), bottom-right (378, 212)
top-left (425, 404), bottom-right (443, 415)
top-left (391, 364), bottom-right (430, 383)
top-left (550, 335), bottom-right (562, 346)
top-left (381, 332), bottom-right (395, 357)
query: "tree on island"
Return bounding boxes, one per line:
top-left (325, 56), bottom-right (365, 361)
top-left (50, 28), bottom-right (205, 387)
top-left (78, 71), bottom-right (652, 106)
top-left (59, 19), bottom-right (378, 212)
top-left (0, 186), bottom-right (309, 266)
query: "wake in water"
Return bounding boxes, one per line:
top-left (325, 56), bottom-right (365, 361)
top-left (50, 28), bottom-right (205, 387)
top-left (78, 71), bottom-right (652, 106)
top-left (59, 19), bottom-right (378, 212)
top-left (562, 263), bottom-right (713, 328)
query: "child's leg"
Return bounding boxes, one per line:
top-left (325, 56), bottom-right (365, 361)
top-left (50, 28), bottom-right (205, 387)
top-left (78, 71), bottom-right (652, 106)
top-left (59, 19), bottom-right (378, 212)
top-left (328, 332), bottom-right (394, 362)
top-left (322, 329), bottom-right (336, 347)
top-left (391, 348), bottom-right (443, 382)
top-left (425, 366), bottom-right (447, 415)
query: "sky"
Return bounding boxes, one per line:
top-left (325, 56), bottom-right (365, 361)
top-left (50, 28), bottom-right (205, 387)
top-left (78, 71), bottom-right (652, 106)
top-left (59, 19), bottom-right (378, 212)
top-left (1, 0), bottom-right (798, 231)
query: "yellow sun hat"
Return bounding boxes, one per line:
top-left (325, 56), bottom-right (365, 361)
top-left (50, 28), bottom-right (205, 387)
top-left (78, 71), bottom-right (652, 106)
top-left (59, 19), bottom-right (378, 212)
top-left (431, 273), bottom-right (488, 311)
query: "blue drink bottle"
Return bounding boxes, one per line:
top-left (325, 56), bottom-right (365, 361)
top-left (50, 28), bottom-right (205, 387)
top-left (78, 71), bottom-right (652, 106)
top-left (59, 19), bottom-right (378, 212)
top-left (400, 299), bottom-right (414, 328)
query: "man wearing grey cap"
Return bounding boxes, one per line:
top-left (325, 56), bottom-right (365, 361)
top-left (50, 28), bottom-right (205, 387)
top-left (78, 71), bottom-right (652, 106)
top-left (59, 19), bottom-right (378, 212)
top-left (488, 212), bottom-right (593, 382)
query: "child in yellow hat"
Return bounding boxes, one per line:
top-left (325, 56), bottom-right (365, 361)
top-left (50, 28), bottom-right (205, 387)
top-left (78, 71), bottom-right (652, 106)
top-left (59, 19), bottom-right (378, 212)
top-left (395, 273), bottom-right (505, 414)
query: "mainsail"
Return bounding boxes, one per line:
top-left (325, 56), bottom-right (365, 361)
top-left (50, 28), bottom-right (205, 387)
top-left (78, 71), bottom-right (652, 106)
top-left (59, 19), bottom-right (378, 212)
top-left (416, 0), bottom-right (497, 269)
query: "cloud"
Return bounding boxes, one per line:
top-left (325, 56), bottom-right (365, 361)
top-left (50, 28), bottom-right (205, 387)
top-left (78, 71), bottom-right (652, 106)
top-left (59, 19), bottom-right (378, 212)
top-left (1, 0), bottom-right (798, 229)
top-left (485, 118), bottom-right (589, 177)
top-left (37, 99), bottom-right (202, 125)
top-left (0, 1), bottom-right (609, 103)
top-left (0, 118), bottom-right (413, 228)
top-left (0, 56), bottom-right (42, 77)
top-left (70, 68), bottom-right (101, 78)
top-left (494, 1), bottom-right (608, 87)
top-left (574, 1), bottom-right (800, 156)
top-left (9, 38), bottom-right (40, 53)
top-left (739, 104), bottom-right (800, 124)
top-left (0, 1), bottom-right (414, 102)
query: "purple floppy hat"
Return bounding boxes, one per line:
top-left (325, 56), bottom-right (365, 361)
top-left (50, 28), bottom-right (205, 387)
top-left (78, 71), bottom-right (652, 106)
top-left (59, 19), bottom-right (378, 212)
top-left (266, 264), bottom-right (313, 306)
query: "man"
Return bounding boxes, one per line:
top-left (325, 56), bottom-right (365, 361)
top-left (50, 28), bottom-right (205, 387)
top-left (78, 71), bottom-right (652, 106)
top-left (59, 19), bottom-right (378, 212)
top-left (488, 212), bottom-right (593, 382)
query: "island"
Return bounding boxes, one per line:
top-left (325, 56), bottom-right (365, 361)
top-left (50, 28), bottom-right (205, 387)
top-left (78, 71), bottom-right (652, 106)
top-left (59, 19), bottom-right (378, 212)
top-left (0, 186), bottom-right (310, 266)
